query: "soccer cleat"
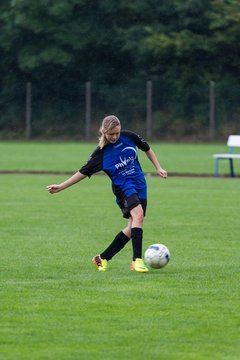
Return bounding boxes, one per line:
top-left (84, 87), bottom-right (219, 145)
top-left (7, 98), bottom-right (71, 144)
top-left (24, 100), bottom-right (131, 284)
top-left (92, 255), bottom-right (108, 271)
top-left (131, 258), bottom-right (149, 273)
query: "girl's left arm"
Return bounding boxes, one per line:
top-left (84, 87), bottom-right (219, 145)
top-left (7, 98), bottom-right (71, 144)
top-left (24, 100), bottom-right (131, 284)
top-left (145, 148), bottom-right (167, 178)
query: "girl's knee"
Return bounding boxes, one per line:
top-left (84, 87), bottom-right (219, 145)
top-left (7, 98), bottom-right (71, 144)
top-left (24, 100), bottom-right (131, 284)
top-left (131, 205), bottom-right (144, 224)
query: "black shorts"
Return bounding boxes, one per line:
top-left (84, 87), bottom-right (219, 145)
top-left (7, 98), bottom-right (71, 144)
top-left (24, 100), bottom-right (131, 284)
top-left (118, 193), bottom-right (147, 219)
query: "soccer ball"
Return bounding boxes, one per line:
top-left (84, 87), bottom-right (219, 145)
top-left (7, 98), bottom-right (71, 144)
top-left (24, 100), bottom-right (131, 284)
top-left (144, 243), bottom-right (170, 269)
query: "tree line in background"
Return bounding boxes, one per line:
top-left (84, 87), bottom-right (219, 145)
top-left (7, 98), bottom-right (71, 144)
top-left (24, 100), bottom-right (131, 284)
top-left (0, 0), bottom-right (240, 139)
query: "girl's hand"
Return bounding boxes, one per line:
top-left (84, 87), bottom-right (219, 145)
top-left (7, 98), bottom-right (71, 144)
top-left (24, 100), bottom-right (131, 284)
top-left (47, 184), bottom-right (62, 193)
top-left (158, 168), bottom-right (167, 178)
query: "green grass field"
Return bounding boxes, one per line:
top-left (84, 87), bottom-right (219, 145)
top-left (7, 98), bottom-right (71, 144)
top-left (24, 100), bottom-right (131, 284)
top-left (1, 141), bottom-right (240, 359)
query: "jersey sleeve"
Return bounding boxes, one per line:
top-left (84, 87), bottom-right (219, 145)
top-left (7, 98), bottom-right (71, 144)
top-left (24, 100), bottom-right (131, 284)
top-left (79, 147), bottom-right (103, 178)
top-left (121, 130), bottom-right (150, 151)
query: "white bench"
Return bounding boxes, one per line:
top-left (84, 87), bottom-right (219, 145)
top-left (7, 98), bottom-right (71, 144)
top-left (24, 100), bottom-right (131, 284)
top-left (213, 135), bottom-right (240, 177)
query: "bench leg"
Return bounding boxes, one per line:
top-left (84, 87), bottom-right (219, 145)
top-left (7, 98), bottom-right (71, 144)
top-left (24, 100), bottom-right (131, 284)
top-left (214, 159), bottom-right (219, 177)
top-left (229, 158), bottom-right (234, 177)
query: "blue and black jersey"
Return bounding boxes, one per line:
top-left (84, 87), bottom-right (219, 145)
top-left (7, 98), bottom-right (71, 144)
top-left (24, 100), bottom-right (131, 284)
top-left (79, 130), bottom-right (150, 203)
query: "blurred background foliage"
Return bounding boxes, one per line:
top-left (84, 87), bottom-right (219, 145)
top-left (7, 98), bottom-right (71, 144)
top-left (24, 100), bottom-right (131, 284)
top-left (0, 0), bottom-right (240, 139)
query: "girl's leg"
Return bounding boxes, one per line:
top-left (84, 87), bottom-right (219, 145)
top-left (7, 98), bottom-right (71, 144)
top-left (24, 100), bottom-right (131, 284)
top-left (122, 217), bottom-right (132, 238)
top-left (129, 204), bottom-right (148, 272)
top-left (100, 218), bottom-right (132, 261)
top-left (130, 204), bottom-right (144, 260)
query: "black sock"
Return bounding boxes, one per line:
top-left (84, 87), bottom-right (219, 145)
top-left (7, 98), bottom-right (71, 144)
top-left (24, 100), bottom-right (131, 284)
top-left (101, 231), bottom-right (130, 261)
top-left (131, 227), bottom-right (143, 261)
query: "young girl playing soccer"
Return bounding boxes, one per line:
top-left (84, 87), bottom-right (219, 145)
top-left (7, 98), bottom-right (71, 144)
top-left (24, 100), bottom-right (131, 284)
top-left (47, 115), bottom-right (167, 272)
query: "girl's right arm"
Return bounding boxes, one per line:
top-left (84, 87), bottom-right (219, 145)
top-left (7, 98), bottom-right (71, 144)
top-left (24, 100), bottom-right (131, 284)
top-left (47, 171), bottom-right (87, 194)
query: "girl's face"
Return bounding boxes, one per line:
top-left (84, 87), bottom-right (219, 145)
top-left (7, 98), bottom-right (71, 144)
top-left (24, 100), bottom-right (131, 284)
top-left (105, 125), bottom-right (121, 144)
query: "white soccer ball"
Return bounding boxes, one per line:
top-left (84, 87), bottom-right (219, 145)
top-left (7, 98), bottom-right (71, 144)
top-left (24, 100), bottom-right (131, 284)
top-left (144, 243), bottom-right (170, 269)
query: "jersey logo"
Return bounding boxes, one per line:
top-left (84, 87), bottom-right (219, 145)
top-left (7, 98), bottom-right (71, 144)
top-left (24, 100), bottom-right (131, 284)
top-left (115, 147), bottom-right (137, 169)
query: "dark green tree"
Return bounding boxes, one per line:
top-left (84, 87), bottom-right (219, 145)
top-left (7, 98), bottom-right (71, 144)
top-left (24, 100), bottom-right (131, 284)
top-left (1, 0), bottom-right (240, 137)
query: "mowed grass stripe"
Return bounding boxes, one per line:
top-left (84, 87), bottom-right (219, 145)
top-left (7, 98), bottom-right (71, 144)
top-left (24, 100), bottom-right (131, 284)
top-left (0, 140), bottom-right (238, 176)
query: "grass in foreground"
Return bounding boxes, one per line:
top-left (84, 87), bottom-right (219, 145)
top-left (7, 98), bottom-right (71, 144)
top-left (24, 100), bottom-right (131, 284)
top-left (0, 174), bottom-right (239, 360)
